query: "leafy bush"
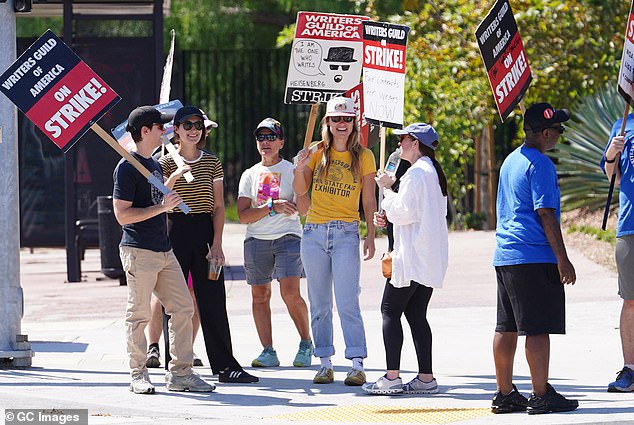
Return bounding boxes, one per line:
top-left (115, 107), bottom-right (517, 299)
top-left (550, 83), bottom-right (623, 212)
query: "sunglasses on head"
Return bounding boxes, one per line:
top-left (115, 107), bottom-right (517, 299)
top-left (329, 116), bottom-right (354, 123)
top-left (256, 133), bottom-right (277, 142)
top-left (180, 121), bottom-right (204, 131)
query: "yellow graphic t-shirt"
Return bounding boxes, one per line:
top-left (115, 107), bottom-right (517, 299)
top-left (306, 147), bottom-right (376, 224)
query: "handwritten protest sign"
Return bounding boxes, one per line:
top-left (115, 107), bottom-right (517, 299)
top-left (475, 0), bottom-right (531, 121)
top-left (0, 30), bottom-right (120, 152)
top-left (285, 11), bottom-right (368, 104)
top-left (618, 1), bottom-right (634, 105)
top-left (361, 21), bottom-right (409, 128)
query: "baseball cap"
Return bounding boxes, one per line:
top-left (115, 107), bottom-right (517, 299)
top-left (125, 106), bottom-right (174, 132)
top-left (203, 114), bottom-right (218, 131)
top-left (253, 117), bottom-right (284, 139)
top-left (173, 105), bottom-right (204, 125)
top-left (393, 123), bottom-right (439, 150)
top-left (325, 96), bottom-right (356, 117)
top-left (523, 102), bottom-right (570, 132)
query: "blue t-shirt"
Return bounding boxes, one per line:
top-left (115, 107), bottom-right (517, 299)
top-left (600, 113), bottom-right (634, 237)
top-left (493, 145), bottom-right (560, 266)
top-left (112, 152), bottom-right (171, 252)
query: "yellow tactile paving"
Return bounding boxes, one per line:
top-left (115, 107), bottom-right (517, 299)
top-left (273, 404), bottom-right (492, 423)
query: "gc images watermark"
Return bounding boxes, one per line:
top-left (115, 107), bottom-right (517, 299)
top-left (4, 409), bottom-right (87, 425)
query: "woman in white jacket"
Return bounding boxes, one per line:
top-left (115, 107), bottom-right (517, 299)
top-left (363, 123), bottom-right (448, 395)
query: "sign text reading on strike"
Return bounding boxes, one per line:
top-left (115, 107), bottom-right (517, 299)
top-left (493, 50), bottom-right (528, 105)
top-left (25, 59), bottom-right (119, 150)
top-left (363, 41), bottom-right (406, 73)
top-left (45, 77), bottom-right (106, 138)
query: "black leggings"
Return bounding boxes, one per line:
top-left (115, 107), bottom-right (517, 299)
top-left (166, 213), bottom-right (242, 374)
top-left (381, 281), bottom-right (433, 373)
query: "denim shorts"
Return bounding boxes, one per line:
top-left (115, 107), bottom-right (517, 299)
top-left (243, 234), bottom-right (305, 285)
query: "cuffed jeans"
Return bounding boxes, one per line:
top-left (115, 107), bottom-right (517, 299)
top-left (301, 220), bottom-right (367, 359)
top-left (120, 246), bottom-right (194, 377)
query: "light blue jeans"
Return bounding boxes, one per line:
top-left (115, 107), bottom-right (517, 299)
top-left (301, 220), bottom-right (367, 359)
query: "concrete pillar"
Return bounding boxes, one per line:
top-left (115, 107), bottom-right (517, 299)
top-left (0, 1), bottom-right (32, 367)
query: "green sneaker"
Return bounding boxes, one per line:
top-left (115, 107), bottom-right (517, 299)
top-left (251, 346), bottom-right (280, 367)
top-left (293, 340), bottom-right (313, 367)
top-left (313, 367), bottom-right (334, 384)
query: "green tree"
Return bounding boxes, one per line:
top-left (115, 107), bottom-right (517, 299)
top-left (376, 0), bottom-right (628, 217)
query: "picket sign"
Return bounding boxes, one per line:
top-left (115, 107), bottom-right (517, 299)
top-left (285, 11), bottom-right (368, 158)
top-left (602, 0), bottom-right (634, 230)
top-left (361, 20), bottom-right (409, 211)
top-left (475, 0), bottom-right (532, 122)
top-left (0, 29), bottom-right (190, 213)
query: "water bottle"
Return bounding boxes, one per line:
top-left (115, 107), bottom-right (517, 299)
top-left (385, 148), bottom-right (401, 176)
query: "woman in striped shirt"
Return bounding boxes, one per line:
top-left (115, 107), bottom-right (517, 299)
top-left (159, 105), bottom-right (257, 384)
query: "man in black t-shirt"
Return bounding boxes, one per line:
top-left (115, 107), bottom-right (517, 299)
top-left (113, 105), bottom-right (213, 394)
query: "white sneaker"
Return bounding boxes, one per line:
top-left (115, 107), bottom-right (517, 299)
top-left (130, 371), bottom-right (155, 394)
top-left (362, 375), bottom-right (403, 395)
top-left (402, 377), bottom-right (438, 394)
top-left (165, 371), bottom-right (215, 392)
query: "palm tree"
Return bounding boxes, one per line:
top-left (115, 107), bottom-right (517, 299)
top-left (550, 84), bottom-right (624, 212)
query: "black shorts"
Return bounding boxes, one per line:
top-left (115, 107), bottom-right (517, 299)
top-left (495, 263), bottom-right (565, 336)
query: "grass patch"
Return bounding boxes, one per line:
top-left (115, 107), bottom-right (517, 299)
top-left (225, 202), bottom-right (239, 223)
top-left (567, 224), bottom-right (616, 245)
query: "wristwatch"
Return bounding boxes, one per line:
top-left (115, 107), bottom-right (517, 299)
top-left (267, 198), bottom-right (276, 216)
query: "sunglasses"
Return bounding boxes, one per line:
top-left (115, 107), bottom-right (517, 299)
top-left (544, 125), bottom-right (565, 134)
top-left (180, 121), bottom-right (204, 131)
top-left (329, 64), bottom-right (350, 71)
top-left (152, 123), bottom-right (164, 130)
top-left (256, 133), bottom-right (277, 142)
top-left (329, 116), bottom-right (354, 123)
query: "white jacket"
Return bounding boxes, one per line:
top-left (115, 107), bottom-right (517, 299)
top-left (381, 156), bottom-right (448, 288)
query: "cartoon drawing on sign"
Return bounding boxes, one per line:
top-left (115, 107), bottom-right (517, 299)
top-left (323, 47), bottom-right (356, 83)
top-left (293, 40), bottom-right (325, 76)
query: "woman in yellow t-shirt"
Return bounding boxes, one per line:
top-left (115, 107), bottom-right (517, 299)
top-left (294, 96), bottom-right (377, 386)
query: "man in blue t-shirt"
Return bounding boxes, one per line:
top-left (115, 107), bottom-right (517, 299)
top-left (113, 106), bottom-right (213, 394)
top-left (491, 103), bottom-right (578, 415)
top-left (600, 113), bottom-right (634, 393)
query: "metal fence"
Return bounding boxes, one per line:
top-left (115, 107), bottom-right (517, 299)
top-left (172, 47), bottom-right (316, 201)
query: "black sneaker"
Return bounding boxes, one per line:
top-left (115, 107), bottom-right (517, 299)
top-left (527, 383), bottom-right (578, 415)
top-left (491, 384), bottom-right (528, 414)
top-left (218, 368), bottom-right (259, 383)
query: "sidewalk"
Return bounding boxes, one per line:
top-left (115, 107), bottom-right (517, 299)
top-left (1, 224), bottom-right (632, 425)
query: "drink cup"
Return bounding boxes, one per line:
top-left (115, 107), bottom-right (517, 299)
top-left (208, 261), bottom-right (223, 280)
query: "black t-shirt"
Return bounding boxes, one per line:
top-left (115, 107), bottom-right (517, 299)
top-left (112, 152), bottom-right (171, 252)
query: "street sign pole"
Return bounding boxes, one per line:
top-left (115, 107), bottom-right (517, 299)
top-left (0, 0), bottom-right (32, 367)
